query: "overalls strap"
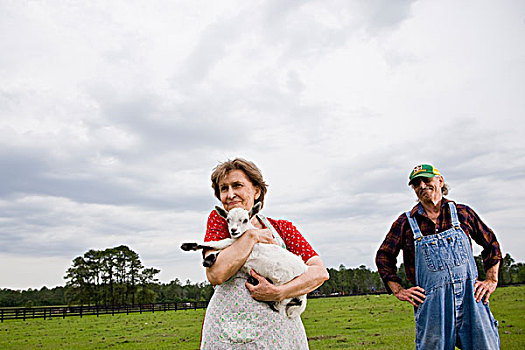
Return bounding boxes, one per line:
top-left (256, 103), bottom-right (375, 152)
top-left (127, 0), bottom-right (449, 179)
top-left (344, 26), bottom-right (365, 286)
top-left (448, 202), bottom-right (461, 228)
top-left (408, 201), bottom-right (500, 350)
top-left (258, 214), bottom-right (287, 250)
top-left (405, 211), bottom-right (423, 240)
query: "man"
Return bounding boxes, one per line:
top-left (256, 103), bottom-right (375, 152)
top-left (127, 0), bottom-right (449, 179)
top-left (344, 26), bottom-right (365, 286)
top-left (376, 164), bottom-right (501, 349)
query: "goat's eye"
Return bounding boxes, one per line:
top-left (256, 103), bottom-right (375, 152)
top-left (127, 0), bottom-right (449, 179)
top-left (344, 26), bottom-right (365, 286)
top-left (227, 219), bottom-right (230, 223)
top-left (243, 219), bottom-right (248, 224)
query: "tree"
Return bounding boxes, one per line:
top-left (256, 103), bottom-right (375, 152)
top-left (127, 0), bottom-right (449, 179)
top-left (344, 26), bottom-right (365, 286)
top-left (397, 263), bottom-right (411, 289)
top-left (64, 256), bottom-right (91, 305)
top-left (137, 267), bottom-right (160, 304)
top-left (499, 253), bottom-right (515, 285)
top-left (84, 249), bottom-right (103, 305)
top-left (63, 246), bottom-right (159, 306)
top-left (474, 255), bottom-right (486, 280)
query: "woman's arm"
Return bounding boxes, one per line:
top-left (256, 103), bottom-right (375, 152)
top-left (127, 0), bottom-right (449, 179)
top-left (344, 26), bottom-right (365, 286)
top-left (245, 255), bottom-right (329, 302)
top-left (205, 228), bottom-right (276, 286)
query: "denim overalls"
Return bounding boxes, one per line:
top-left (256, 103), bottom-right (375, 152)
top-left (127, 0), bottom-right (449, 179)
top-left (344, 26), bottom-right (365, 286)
top-left (406, 202), bottom-right (500, 349)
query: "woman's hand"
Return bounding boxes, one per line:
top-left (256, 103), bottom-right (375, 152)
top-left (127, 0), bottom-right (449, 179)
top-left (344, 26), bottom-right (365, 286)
top-left (245, 269), bottom-right (283, 302)
top-left (246, 256), bottom-right (329, 302)
top-left (205, 228), bottom-right (275, 286)
top-left (245, 228), bottom-right (277, 245)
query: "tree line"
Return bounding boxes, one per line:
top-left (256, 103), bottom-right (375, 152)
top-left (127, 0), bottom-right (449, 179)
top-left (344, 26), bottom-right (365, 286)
top-left (1, 247), bottom-right (524, 307)
top-left (316, 264), bottom-right (384, 295)
top-left (63, 245), bottom-right (161, 306)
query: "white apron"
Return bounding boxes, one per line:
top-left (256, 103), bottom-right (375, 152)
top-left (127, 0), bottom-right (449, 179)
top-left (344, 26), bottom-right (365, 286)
top-left (200, 215), bottom-right (309, 350)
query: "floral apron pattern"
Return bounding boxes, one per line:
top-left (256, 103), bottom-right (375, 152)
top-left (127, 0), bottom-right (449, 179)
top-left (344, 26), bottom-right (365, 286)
top-left (201, 214), bottom-right (309, 349)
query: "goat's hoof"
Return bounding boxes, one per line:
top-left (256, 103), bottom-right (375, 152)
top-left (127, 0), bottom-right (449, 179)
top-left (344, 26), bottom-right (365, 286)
top-left (285, 305), bottom-right (303, 319)
top-left (247, 276), bottom-right (259, 286)
top-left (202, 254), bottom-right (217, 267)
top-left (181, 243), bottom-right (198, 251)
top-left (288, 298), bottom-right (302, 306)
top-left (267, 301), bottom-right (278, 312)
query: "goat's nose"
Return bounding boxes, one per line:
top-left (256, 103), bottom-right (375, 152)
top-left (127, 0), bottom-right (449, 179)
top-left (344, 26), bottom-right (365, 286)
top-left (231, 228), bottom-right (237, 234)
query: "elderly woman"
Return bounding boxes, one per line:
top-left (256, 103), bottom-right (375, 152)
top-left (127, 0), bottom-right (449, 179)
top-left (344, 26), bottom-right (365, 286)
top-left (200, 158), bottom-right (329, 349)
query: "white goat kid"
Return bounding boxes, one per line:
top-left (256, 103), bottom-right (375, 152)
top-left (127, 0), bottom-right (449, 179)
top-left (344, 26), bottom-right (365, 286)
top-left (180, 203), bottom-right (308, 319)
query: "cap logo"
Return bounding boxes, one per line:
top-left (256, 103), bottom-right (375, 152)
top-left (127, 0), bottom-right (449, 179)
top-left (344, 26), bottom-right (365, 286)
top-left (412, 165), bottom-right (424, 175)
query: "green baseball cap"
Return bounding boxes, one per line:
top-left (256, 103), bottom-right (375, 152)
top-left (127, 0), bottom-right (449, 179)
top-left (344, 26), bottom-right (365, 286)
top-left (408, 164), bottom-right (441, 185)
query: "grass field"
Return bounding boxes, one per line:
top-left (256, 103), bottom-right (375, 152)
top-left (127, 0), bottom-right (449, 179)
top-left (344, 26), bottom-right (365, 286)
top-left (1, 285), bottom-right (523, 349)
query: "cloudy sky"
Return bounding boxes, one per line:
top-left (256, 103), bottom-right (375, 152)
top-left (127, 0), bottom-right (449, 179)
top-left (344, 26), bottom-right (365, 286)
top-left (1, 0), bottom-right (524, 290)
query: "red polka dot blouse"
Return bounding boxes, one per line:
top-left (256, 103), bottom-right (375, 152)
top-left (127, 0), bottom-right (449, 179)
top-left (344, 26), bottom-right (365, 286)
top-left (204, 210), bottom-right (317, 263)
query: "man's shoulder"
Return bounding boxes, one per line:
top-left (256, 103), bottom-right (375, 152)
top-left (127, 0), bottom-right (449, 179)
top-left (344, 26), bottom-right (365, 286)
top-left (395, 212), bottom-right (410, 221)
top-left (444, 199), bottom-right (474, 213)
top-left (403, 202), bottom-right (422, 219)
top-left (391, 210), bottom-right (412, 229)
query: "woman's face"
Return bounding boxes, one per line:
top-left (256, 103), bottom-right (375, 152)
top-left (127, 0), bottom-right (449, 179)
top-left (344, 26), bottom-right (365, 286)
top-left (218, 169), bottom-right (261, 212)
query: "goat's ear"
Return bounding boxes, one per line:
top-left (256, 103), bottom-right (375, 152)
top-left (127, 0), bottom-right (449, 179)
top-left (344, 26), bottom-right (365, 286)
top-left (249, 202), bottom-right (262, 218)
top-left (215, 206), bottom-right (228, 219)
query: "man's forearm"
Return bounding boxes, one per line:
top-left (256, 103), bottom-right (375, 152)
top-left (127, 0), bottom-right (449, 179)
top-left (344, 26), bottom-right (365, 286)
top-left (485, 261), bottom-right (500, 282)
top-left (387, 281), bottom-right (403, 295)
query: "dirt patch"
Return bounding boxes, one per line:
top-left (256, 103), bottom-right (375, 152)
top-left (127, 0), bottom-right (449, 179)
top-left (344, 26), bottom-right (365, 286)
top-left (307, 335), bottom-right (339, 341)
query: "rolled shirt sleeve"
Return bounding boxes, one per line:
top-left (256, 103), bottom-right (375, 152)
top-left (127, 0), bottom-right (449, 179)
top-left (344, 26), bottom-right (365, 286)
top-left (376, 200), bottom-right (502, 293)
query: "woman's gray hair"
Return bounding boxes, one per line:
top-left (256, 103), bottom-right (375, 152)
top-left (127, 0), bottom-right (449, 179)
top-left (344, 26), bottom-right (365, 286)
top-left (210, 158), bottom-right (268, 208)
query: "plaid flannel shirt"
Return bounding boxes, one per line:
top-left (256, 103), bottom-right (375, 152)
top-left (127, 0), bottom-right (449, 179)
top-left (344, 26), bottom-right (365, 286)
top-left (375, 198), bottom-right (502, 292)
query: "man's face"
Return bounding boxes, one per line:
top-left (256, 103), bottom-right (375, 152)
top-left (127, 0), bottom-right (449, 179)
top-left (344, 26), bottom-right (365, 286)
top-left (411, 175), bottom-right (444, 205)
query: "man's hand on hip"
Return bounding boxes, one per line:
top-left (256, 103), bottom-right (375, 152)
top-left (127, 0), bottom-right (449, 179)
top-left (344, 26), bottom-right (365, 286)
top-left (474, 279), bottom-right (497, 304)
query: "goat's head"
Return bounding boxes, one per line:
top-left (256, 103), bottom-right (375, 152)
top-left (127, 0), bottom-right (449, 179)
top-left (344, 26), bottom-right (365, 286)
top-left (215, 202), bottom-right (262, 238)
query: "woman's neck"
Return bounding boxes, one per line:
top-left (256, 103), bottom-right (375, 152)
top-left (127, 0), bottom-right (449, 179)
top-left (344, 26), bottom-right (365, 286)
top-left (251, 215), bottom-right (265, 229)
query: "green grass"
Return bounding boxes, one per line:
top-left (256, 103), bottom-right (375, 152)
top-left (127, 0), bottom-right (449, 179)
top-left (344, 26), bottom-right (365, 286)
top-left (0, 310), bottom-right (205, 349)
top-left (1, 285), bottom-right (523, 349)
top-left (304, 285), bottom-right (524, 349)
top-left (303, 294), bottom-right (415, 349)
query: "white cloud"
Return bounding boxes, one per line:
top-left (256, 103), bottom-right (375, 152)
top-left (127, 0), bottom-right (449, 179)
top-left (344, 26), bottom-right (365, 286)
top-left (0, 0), bottom-right (524, 289)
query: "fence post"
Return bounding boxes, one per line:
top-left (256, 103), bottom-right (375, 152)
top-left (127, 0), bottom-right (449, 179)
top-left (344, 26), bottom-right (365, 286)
top-left (139, 304), bottom-right (142, 314)
top-left (63, 308), bottom-right (66, 319)
top-left (1, 309), bottom-right (3, 323)
top-left (80, 305), bottom-right (83, 318)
